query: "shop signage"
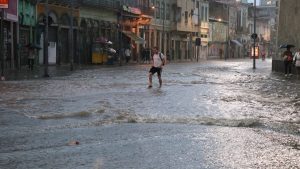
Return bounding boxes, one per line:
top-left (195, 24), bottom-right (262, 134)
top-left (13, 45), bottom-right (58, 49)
top-left (123, 5), bottom-right (141, 15)
top-left (0, 0), bottom-right (8, 8)
top-left (5, 0), bottom-right (17, 21)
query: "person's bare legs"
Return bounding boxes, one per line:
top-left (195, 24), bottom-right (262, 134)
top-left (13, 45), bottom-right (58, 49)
top-left (158, 75), bottom-right (162, 87)
top-left (148, 73), bottom-right (153, 88)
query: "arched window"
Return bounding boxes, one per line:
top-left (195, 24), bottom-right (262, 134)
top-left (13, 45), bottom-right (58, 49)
top-left (60, 13), bottom-right (70, 26)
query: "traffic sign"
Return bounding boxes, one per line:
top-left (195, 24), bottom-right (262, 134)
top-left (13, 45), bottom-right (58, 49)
top-left (0, 0), bottom-right (8, 8)
top-left (251, 33), bottom-right (258, 40)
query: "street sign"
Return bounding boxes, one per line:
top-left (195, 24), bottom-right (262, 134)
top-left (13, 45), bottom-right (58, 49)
top-left (251, 46), bottom-right (259, 59)
top-left (251, 33), bottom-right (258, 40)
top-left (0, 0), bottom-right (8, 8)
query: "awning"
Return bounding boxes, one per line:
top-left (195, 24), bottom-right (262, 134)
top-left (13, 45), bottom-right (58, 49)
top-left (138, 15), bottom-right (153, 25)
top-left (122, 31), bottom-right (145, 44)
top-left (231, 40), bottom-right (243, 47)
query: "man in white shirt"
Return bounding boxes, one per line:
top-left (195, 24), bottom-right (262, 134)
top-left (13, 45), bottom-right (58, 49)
top-left (148, 47), bottom-right (166, 88)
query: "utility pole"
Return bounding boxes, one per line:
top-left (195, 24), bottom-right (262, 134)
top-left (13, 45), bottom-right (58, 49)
top-left (44, 0), bottom-right (49, 77)
top-left (70, 0), bottom-right (74, 71)
top-left (253, 0), bottom-right (256, 69)
top-left (1, 9), bottom-right (4, 80)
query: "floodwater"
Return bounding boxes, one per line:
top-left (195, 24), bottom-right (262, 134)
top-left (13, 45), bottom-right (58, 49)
top-left (0, 59), bottom-right (299, 169)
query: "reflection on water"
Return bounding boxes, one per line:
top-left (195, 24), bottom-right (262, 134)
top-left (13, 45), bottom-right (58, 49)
top-left (0, 60), bottom-right (299, 131)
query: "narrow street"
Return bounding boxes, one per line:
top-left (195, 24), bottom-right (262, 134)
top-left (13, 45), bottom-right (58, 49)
top-left (0, 59), bottom-right (299, 169)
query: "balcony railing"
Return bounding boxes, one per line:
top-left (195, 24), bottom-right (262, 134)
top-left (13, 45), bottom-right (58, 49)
top-left (81, 0), bottom-right (118, 9)
top-left (38, 0), bottom-right (119, 9)
top-left (38, 0), bottom-right (153, 15)
top-left (42, 0), bottom-right (81, 7)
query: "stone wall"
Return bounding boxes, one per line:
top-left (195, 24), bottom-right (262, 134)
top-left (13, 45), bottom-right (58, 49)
top-left (273, 0), bottom-right (300, 73)
top-left (277, 0), bottom-right (300, 59)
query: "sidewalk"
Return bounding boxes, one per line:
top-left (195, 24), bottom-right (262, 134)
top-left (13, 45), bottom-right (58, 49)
top-left (2, 62), bottom-right (143, 81)
top-left (2, 65), bottom-right (74, 81)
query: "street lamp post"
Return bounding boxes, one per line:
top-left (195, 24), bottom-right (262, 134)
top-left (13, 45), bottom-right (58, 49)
top-left (253, 0), bottom-right (256, 69)
top-left (44, 0), bottom-right (49, 77)
top-left (162, 3), bottom-right (165, 54)
top-left (1, 9), bottom-right (5, 80)
top-left (119, 2), bottom-right (124, 66)
top-left (70, 0), bottom-right (74, 71)
top-left (118, 0), bottom-right (126, 66)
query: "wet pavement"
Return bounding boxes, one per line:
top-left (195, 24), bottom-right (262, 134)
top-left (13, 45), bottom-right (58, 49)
top-left (0, 59), bottom-right (299, 169)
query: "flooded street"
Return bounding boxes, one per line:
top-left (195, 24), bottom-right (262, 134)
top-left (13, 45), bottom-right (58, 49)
top-left (0, 59), bottom-right (299, 169)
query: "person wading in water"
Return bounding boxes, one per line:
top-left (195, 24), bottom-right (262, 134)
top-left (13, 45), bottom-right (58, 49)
top-left (148, 47), bottom-right (166, 88)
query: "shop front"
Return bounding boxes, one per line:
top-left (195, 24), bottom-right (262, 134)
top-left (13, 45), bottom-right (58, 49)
top-left (119, 5), bottom-right (147, 62)
top-left (79, 6), bottom-right (118, 64)
top-left (37, 3), bottom-right (79, 65)
top-left (1, 0), bottom-right (18, 74)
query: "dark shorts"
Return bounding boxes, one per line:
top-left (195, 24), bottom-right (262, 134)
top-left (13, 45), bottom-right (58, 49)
top-left (149, 67), bottom-right (162, 76)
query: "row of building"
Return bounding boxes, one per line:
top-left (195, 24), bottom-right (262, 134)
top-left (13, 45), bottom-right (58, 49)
top-left (273, 0), bottom-right (300, 72)
top-left (0, 0), bottom-right (279, 72)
